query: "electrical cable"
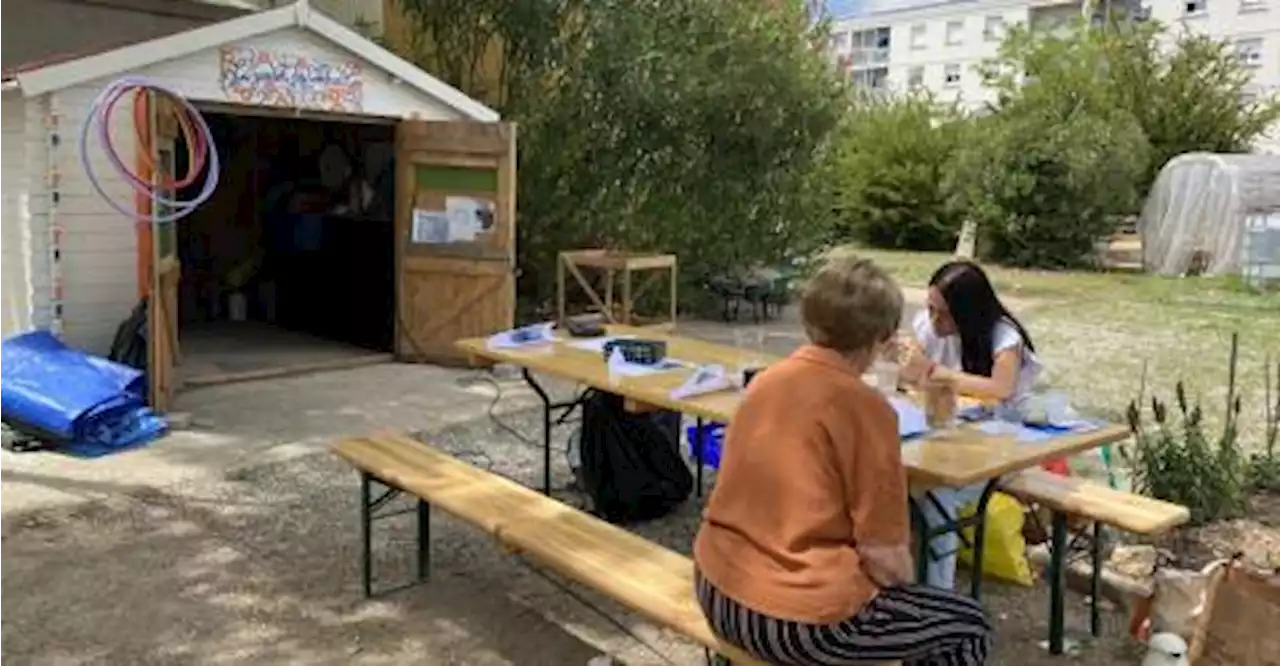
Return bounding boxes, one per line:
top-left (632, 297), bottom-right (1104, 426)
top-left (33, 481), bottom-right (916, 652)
top-left (462, 375), bottom-right (680, 665)
top-left (80, 76), bottom-right (220, 223)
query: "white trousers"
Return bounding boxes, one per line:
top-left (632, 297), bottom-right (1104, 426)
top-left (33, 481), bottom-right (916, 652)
top-left (917, 483), bottom-right (986, 590)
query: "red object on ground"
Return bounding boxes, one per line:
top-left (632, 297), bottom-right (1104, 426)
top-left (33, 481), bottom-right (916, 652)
top-left (1041, 458), bottom-right (1070, 476)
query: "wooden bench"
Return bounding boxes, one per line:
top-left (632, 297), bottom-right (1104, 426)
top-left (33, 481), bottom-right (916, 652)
top-left (332, 430), bottom-right (766, 666)
top-left (1000, 468), bottom-right (1191, 655)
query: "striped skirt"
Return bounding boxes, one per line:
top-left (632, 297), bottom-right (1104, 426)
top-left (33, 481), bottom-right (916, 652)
top-left (695, 571), bottom-right (992, 666)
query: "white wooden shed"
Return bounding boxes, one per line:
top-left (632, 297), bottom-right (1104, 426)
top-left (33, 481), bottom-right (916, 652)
top-left (1, 0), bottom-right (518, 410)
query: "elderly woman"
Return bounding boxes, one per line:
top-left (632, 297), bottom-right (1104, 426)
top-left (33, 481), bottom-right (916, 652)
top-left (692, 255), bottom-right (993, 666)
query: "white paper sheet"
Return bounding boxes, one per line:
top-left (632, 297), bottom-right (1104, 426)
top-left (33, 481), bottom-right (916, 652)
top-left (411, 209), bottom-right (450, 244)
top-left (888, 396), bottom-right (930, 439)
top-left (487, 322), bottom-right (556, 350)
top-left (670, 364), bottom-right (734, 400)
top-left (445, 196), bottom-right (489, 242)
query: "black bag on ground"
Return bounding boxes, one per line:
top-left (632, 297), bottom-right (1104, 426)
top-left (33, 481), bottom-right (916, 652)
top-left (578, 390), bottom-right (693, 524)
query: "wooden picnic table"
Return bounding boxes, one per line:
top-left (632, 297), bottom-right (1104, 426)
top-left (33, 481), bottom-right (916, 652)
top-left (457, 325), bottom-right (1129, 599)
top-left (456, 325), bottom-right (1128, 490)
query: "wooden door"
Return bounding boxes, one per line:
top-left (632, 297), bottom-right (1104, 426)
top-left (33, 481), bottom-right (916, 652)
top-left (145, 92), bottom-right (182, 411)
top-left (394, 121), bottom-right (516, 364)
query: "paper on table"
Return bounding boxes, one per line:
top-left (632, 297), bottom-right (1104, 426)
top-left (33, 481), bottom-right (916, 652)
top-left (487, 322), bottom-right (556, 350)
top-left (605, 347), bottom-right (686, 378)
top-left (570, 335), bottom-right (637, 354)
top-left (670, 364), bottom-right (734, 400)
top-left (888, 395), bottom-right (930, 439)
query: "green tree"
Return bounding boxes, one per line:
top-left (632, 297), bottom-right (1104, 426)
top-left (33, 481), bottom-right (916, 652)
top-left (981, 20), bottom-right (1280, 198)
top-left (1103, 23), bottom-right (1280, 192)
top-left (951, 21), bottom-right (1149, 268)
top-left (391, 0), bottom-right (847, 311)
top-left (831, 93), bottom-right (971, 251)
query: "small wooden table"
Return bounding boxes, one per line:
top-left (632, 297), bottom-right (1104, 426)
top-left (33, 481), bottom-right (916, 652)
top-left (557, 250), bottom-right (678, 329)
top-left (455, 327), bottom-right (1129, 599)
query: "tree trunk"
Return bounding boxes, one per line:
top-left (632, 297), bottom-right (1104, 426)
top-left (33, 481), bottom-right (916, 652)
top-left (954, 219), bottom-right (978, 259)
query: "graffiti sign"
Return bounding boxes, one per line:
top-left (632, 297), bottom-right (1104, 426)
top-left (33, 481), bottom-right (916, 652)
top-left (219, 47), bottom-right (364, 112)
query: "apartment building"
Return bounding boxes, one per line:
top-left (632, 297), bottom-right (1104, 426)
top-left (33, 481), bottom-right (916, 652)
top-left (1148, 0), bottom-right (1280, 103)
top-left (829, 0), bottom-right (1280, 111)
top-left (828, 0), bottom-right (1073, 107)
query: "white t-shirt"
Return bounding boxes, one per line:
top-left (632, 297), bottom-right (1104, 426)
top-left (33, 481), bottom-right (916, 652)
top-left (911, 309), bottom-right (1043, 407)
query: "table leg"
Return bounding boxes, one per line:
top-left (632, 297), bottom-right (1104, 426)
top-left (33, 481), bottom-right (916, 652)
top-left (968, 480), bottom-right (1000, 601)
top-left (908, 479), bottom-right (998, 599)
top-left (909, 499), bottom-right (930, 584)
top-left (521, 368), bottom-right (554, 496)
top-left (694, 417), bottom-right (705, 499)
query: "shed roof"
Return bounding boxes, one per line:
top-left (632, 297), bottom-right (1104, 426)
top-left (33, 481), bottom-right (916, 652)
top-left (7, 0), bottom-right (498, 122)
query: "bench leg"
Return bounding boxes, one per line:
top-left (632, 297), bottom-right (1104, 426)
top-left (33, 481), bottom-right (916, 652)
top-left (356, 473), bottom-right (431, 598)
top-left (1047, 511), bottom-right (1069, 655)
top-left (361, 472), bottom-right (374, 598)
top-left (417, 499), bottom-right (431, 583)
top-left (1090, 520), bottom-right (1102, 638)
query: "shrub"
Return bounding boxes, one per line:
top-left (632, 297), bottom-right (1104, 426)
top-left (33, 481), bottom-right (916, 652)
top-left (830, 94), bottom-right (970, 251)
top-left (1122, 335), bottom-right (1248, 524)
top-left (1246, 356), bottom-right (1280, 493)
top-left (391, 0), bottom-right (847, 314)
top-left (946, 22), bottom-right (1150, 268)
top-left (947, 109), bottom-right (1148, 268)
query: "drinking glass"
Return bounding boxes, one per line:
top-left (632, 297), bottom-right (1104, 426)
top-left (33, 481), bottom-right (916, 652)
top-left (871, 359), bottom-right (901, 395)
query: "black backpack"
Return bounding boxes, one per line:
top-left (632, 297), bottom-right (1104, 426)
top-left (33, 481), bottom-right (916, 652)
top-left (577, 390), bottom-right (694, 524)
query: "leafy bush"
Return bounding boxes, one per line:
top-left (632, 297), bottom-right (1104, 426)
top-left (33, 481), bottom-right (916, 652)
top-left (1104, 24), bottom-right (1280, 194)
top-left (1247, 357), bottom-right (1280, 493)
top-left (944, 20), bottom-right (1278, 269)
top-left (947, 109), bottom-right (1148, 268)
top-left (391, 0), bottom-right (848, 313)
top-left (829, 94), bottom-right (970, 251)
top-left (1122, 337), bottom-right (1248, 525)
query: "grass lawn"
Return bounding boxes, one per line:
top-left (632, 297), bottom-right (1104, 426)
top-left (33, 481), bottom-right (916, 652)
top-left (849, 248), bottom-right (1280, 448)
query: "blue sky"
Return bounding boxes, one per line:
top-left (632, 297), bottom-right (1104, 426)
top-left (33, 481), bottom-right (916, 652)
top-left (823, 0), bottom-right (865, 18)
top-left (821, 0), bottom-right (951, 19)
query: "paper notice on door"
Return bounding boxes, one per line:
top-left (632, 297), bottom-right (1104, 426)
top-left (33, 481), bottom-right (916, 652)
top-left (445, 196), bottom-right (495, 242)
top-left (411, 209), bottom-right (450, 244)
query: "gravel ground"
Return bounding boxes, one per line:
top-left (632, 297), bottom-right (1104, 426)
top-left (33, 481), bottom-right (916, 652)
top-left (3, 399), bottom-right (1141, 665)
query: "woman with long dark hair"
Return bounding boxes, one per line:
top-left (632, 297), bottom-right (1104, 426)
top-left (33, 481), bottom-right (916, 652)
top-left (902, 260), bottom-right (1041, 404)
top-left (901, 259), bottom-right (1043, 590)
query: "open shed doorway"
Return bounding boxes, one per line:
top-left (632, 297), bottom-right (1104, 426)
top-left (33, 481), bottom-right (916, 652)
top-left (173, 109), bottom-right (396, 386)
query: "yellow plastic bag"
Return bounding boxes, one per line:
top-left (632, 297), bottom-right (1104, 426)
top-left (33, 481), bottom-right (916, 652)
top-left (957, 492), bottom-right (1035, 587)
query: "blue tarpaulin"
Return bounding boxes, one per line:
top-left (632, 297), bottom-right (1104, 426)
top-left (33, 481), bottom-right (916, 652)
top-left (1, 330), bottom-right (167, 457)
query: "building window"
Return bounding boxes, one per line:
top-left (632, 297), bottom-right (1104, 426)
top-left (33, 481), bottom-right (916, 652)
top-left (946, 20), bottom-right (965, 46)
top-left (851, 27), bottom-right (892, 66)
top-left (1235, 38), bottom-right (1264, 66)
top-left (1239, 0), bottom-right (1266, 10)
top-left (1185, 0), bottom-right (1208, 14)
top-left (852, 67), bottom-right (890, 90)
top-left (830, 31), bottom-right (851, 52)
top-left (907, 66), bottom-right (925, 89)
top-left (911, 23), bottom-right (928, 49)
top-left (911, 23), bottom-right (931, 49)
top-left (944, 63), bottom-right (962, 86)
top-left (984, 15), bottom-right (1005, 41)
